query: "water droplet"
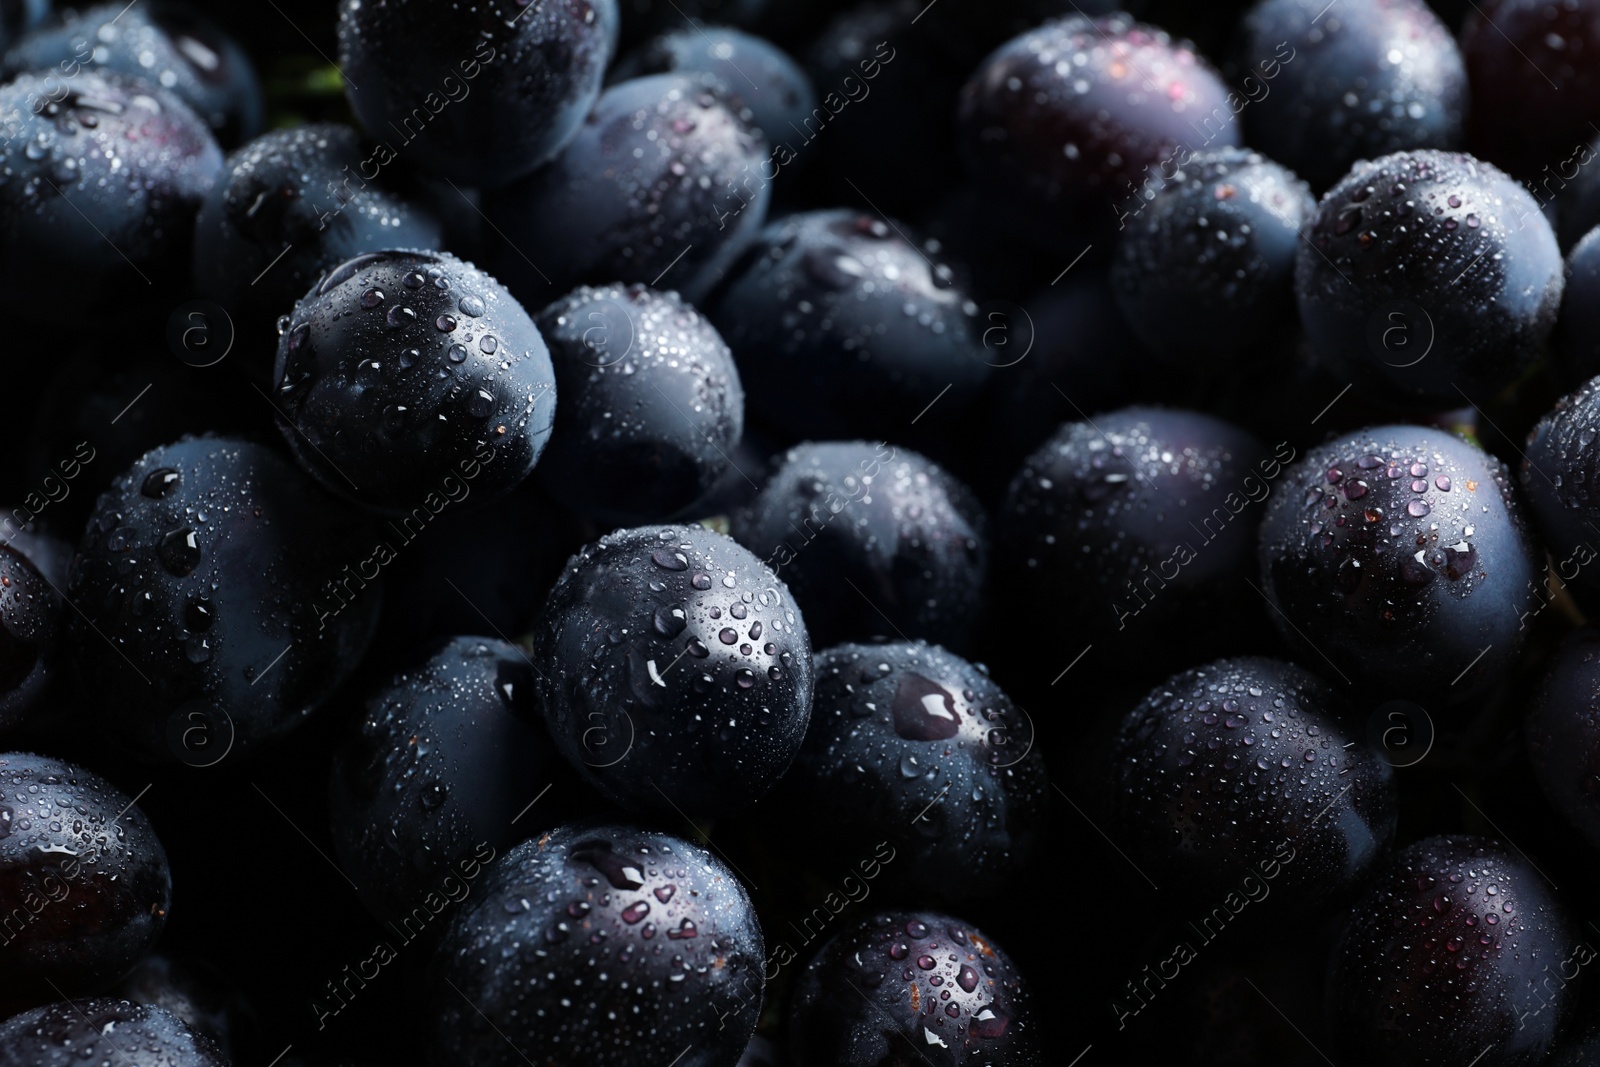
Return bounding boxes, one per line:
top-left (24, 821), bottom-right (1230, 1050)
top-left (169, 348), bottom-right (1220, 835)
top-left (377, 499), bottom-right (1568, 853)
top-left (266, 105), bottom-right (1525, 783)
top-left (654, 607), bottom-right (687, 639)
top-left (571, 841), bottom-right (645, 890)
top-left (141, 468), bottom-right (179, 498)
top-left (892, 673), bottom-right (961, 741)
top-left (157, 528), bottom-right (200, 576)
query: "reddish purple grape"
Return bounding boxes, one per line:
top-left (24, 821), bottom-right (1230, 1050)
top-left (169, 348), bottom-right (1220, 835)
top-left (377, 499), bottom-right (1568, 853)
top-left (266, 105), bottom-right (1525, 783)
top-left (1464, 0), bottom-right (1600, 180)
top-left (1329, 835), bottom-right (1576, 1066)
top-left (958, 13), bottom-right (1239, 251)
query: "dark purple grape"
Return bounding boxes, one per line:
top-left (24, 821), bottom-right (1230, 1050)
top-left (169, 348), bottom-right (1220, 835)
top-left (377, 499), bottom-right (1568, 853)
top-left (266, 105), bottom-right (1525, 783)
top-left (3, 3), bottom-right (263, 146)
top-left (534, 284), bottom-right (744, 524)
top-left (731, 442), bottom-right (988, 652)
top-left (0, 998), bottom-right (224, 1066)
top-left (1260, 424), bottom-right (1540, 701)
top-left (329, 636), bottom-right (564, 928)
top-left (613, 25), bottom-right (816, 151)
top-left (273, 250), bottom-right (557, 516)
top-left (1236, 0), bottom-right (1466, 190)
top-left (1108, 657), bottom-right (1397, 907)
top-left (487, 74), bottom-right (770, 306)
top-left (0, 519), bottom-right (70, 590)
top-left (773, 641), bottom-right (1048, 901)
top-left (66, 437), bottom-right (382, 762)
top-left (0, 754), bottom-right (169, 1011)
top-left (531, 524), bottom-right (813, 817)
top-left (0, 70), bottom-right (222, 308)
top-left (428, 821), bottom-right (764, 1067)
top-left (711, 209), bottom-right (990, 441)
top-left (1296, 150), bottom-right (1562, 408)
top-left (996, 408), bottom-right (1274, 674)
top-left (1464, 0), bottom-right (1600, 180)
top-left (788, 910), bottom-right (1042, 1067)
top-left (1111, 148), bottom-right (1314, 362)
top-left (1329, 835), bottom-right (1576, 1066)
top-left (957, 13), bottom-right (1239, 251)
top-left (336, 0), bottom-right (614, 186)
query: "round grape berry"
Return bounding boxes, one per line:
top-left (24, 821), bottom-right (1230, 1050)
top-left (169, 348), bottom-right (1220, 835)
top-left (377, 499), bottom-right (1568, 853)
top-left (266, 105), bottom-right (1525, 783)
top-left (1295, 150), bottom-right (1562, 408)
top-left (273, 250), bottom-right (557, 515)
top-left (958, 14), bottom-right (1239, 250)
top-left (1329, 835), bottom-right (1575, 1067)
top-left (1107, 657), bottom-right (1396, 907)
top-left (428, 822), bottom-right (764, 1067)
top-left (774, 641), bottom-right (1048, 901)
top-left (534, 284), bottom-right (744, 524)
top-left (788, 910), bottom-right (1042, 1067)
top-left (0, 754), bottom-right (170, 1011)
top-left (531, 524), bottom-right (813, 817)
top-left (0, 999), bottom-right (224, 1067)
top-left (731, 442), bottom-right (988, 652)
top-left (336, 0), bottom-right (614, 186)
top-left (1236, 0), bottom-right (1466, 190)
top-left (1259, 425), bottom-right (1540, 701)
